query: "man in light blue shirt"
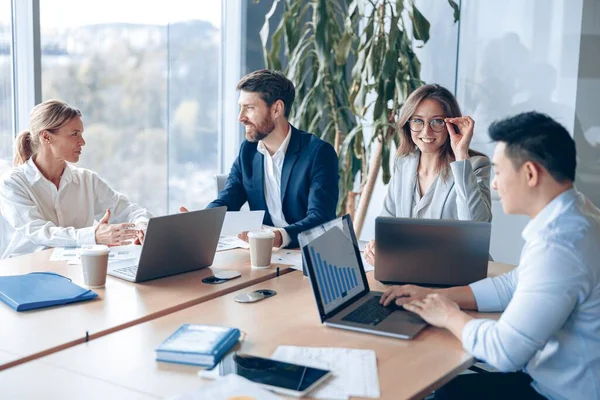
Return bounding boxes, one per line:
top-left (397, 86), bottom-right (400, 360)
top-left (381, 111), bottom-right (600, 399)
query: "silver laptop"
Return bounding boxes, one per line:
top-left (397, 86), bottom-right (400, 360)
top-left (301, 223), bottom-right (427, 340)
top-left (375, 217), bottom-right (491, 286)
top-left (108, 207), bottom-right (226, 283)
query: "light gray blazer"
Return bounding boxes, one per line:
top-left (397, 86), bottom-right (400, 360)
top-left (381, 152), bottom-right (492, 222)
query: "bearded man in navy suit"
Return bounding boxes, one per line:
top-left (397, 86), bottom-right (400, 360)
top-left (206, 70), bottom-right (339, 248)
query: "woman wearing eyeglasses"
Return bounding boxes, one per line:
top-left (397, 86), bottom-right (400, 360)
top-left (364, 84), bottom-right (492, 265)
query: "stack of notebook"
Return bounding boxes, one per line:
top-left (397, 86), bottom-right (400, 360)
top-left (155, 324), bottom-right (240, 368)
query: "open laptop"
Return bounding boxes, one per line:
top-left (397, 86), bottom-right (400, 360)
top-left (375, 217), bottom-right (491, 286)
top-left (301, 223), bottom-right (428, 340)
top-left (298, 214), bottom-right (358, 276)
top-left (108, 207), bottom-right (226, 283)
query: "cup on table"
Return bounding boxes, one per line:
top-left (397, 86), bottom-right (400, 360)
top-left (248, 230), bottom-right (275, 269)
top-left (80, 245), bottom-right (110, 288)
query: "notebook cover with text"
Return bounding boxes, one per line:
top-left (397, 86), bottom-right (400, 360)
top-left (0, 272), bottom-right (98, 312)
top-left (156, 324), bottom-right (240, 367)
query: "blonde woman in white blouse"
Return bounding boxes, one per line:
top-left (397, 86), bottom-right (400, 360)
top-left (0, 99), bottom-right (152, 258)
top-left (364, 84), bottom-right (492, 265)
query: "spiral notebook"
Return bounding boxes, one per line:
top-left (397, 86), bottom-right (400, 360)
top-left (0, 272), bottom-right (98, 312)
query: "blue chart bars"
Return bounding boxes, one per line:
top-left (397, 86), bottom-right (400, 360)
top-left (310, 247), bottom-right (359, 305)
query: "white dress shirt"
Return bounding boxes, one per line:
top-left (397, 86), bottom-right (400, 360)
top-left (256, 127), bottom-right (292, 247)
top-left (411, 174), bottom-right (439, 218)
top-left (0, 158), bottom-right (152, 258)
top-left (463, 188), bottom-right (600, 400)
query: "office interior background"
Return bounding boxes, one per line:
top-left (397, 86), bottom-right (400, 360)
top-left (0, 0), bottom-right (599, 265)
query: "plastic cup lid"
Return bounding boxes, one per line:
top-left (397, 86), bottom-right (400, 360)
top-left (213, 269), bottom-right (242, 280)
top-left (80, 245), bottom-right (110, 256)
top-left (247, 230), bottom-right (275, 239)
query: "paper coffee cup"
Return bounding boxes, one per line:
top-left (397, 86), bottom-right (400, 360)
top-left (248, 230), bottom-right (275, 269)
top-left (80, 245), bottom-right (110, 288)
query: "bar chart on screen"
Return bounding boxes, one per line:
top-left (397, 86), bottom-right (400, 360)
top-left (309, 247), bottom-right (359, 304)
top-left (305, 227), bottom-right (366, 312)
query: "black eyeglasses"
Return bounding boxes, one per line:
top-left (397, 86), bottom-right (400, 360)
top-left (407, 118), bottom-right (446, 132)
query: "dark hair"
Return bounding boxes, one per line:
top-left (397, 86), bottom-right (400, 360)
top-left (236, 69), bottom-right (296, 118)
top-left (488, 111), bottom-right (576, 182)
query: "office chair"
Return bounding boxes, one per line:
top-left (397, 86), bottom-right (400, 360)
top-left (215, 174), bottom-right (229, 194)
top-left (214, 174), bottom-right (249, 210)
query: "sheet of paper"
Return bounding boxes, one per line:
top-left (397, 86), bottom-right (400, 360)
top-left (271, 346), bottom-right (380, 400)
top-left (358, 240), bottom-right (369, 252)
top-left (361, 253), bottom-right (375, 272)
top-left (220, 210), bottom-right (265, 236)
top-left (216, 236), bottom-right (250, 252)
top-left (49, 246), bottom-right (80, 262)
top-left (174, 373), bottom-right (282, 400)
top-left (51, 245), bottom-right (142, 265)
top-left (271, 249), bottom-right (303, 270)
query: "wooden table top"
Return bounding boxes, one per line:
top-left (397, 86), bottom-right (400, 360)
top-left (0, 248), bottom-right (294, 371)
top-left (22, 261), bottom-right (512, 400)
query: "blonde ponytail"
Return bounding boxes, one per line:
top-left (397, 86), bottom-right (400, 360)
top-left (14, 131), bottom-right (34, 166)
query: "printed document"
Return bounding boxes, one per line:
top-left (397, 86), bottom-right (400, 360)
top-left (271, 346), bottom-right (380, 400)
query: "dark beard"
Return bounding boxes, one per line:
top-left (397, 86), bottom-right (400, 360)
top-left (245, 117), bottom-right (275, 142)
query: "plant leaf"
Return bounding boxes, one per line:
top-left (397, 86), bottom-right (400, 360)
top-left (447, 0), bottom-right (460, 23)
top-left (411, 4), bottom-right (430, 43)
top-left (335, 31), bottom-right (354, 66)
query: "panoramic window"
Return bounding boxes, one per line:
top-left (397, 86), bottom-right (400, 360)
top-left (40, 0), bottom-right (221, 215)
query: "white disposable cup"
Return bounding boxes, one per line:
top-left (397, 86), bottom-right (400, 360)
top-left (248, 230), bottom-right (275, 269)
top-left (80, 245), bottom-right (110, 288)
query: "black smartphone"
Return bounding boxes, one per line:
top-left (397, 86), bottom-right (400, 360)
top-left (215, 352), bottom-right (331, 397)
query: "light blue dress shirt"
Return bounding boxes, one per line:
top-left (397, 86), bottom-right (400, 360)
top-left (462, 188), bottom-right (600, 400)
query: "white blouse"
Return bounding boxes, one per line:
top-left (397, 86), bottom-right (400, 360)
top-left (0, 158), bottom-right (152, 258)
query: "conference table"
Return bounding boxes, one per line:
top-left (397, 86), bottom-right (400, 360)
top-left (0, 258), bottom-right (514, 400)
top-left (0, 248), bottom-right (295, 371)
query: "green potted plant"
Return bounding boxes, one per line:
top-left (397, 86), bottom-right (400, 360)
top-left (259, 0), bottom-right (459, 236)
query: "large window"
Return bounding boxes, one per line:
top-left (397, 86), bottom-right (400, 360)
top-left (40, 1), bottom-right (221, 215)
top-left (0, 0), bottom-right (12, 175)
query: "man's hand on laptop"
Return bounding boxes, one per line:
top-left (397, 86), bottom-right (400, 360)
top-left (95, 209), bottom-right (137, 246)
top-left (402, 293), bottom-right (465, 329)
top-left (365, 240), bottom-right (376, 265)
top-left (238, 230), bottom-right (283, 248)
top-left (179, 206), bottom-right (189, 212)
top-left (380, 285), bottom-right (435, 307)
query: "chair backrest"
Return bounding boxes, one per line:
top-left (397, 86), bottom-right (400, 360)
top-left (214, 174), bottom-right (228, 195)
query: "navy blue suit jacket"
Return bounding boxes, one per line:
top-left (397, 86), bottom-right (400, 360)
top-left (207, 125), bottom-right (339, 248)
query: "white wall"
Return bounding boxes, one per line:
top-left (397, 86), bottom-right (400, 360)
top-left (360, 0), bottom-right (586, 265)
top-left (574, 0), bottom-right (600, 206)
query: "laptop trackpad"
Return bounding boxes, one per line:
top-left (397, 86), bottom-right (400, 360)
top-left (379, 309), bottom-right (426, 329)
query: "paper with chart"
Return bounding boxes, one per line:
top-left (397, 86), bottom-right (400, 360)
top-left (271, 346), bottom-right (380, 400)
top-left (271, 249), bottom-right (303, 269)
top-left (216, 236), bottom-right (250, 252)
top-left (50, 245), bottom-right (142, 265)
top-left (174, 373), bottom-right (282, 400)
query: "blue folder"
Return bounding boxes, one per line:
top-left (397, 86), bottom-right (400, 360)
top-left (0, 272), bottom-right (98, 312)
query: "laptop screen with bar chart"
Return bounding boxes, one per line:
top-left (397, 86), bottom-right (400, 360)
top-left (303, 226), bottom-right (369, 318)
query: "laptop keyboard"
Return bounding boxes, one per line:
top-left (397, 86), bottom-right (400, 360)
top-left (113, 265), bottom-right (138, 278)
top-left (342, 296), bottom-right (392, 326)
